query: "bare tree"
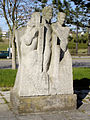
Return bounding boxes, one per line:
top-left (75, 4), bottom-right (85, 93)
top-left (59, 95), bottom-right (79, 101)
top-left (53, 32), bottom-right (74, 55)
top-left (0, 0), bottom-right (41, 69)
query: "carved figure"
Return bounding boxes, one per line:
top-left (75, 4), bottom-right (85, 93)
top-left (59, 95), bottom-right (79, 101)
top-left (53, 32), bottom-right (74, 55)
top-left (14, 8), bottom-right (53, 96)
top-left (14, 12), bottom-right (41, 96)
top-left (42, 6), bottom-right (52, 72)
top-left (49, 12), bottom-right (73, 94)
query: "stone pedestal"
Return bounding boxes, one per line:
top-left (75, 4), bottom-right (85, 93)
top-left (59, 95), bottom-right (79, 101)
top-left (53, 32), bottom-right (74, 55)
top-left (10, 90), bottom-right (77, 114)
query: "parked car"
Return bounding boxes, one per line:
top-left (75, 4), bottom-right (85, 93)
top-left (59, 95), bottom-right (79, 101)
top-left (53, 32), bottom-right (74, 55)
top-left (0, 51), bottom-right (9, 58)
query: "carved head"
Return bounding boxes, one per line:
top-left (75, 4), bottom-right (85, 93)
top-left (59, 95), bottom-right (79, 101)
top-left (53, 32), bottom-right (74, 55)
top-left (42, 6), bottom-right (53, 23)
top-left (27, 12), bottom-right (41, 28)
top-left (57, 12), bottom-right (66, 25)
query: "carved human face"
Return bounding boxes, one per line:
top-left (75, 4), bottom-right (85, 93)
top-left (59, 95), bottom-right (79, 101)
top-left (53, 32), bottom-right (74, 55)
top-left (57, 12), bottom-right (65, 25)
top-left (42, 6), bottom-right (53, 23)
top-left (27, 12), bottom-right (41, 28)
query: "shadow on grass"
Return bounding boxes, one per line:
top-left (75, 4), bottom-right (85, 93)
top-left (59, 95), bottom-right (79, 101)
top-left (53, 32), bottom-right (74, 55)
top-left (73, 78), bottom-right (90, 108)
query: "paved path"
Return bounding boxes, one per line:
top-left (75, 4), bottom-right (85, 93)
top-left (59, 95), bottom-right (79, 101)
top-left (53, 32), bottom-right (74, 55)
top-left (0, 59), bottom-right (18, 69)
top-left (0, 56), bottom-right (90, 69)
top-left (0, 90), bottom-right (90, 120)
top-left (72, 56), bottom-right (90, 67)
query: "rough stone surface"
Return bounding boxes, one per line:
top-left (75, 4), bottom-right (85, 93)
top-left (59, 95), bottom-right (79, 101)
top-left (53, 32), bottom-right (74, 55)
top-left (14, 12), bottom-right (52, 96)
top-left (0, 98), bottom-right (5, 104)
top-left (14, 6), bottom-right (73, 96)
top-left (11, 6), bottom-right (76, 113)
top-left (49, 12), bottom-right (73, 95)
top-left (11, 90), bottom-right (77, 113)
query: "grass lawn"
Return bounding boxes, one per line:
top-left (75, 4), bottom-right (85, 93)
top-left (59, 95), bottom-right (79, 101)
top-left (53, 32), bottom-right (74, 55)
top-left (0, 69), bottom-right (17, 87)
top-left (0, 68), bottom-right (90, 87)
top-left (73, 68), bottom-right (90, 80)
top-left (0, 39), bottom-right (9, 51)
top-left (73, 68), bottom-right (90, 90)
top-left (0, 43), bottom-right (9, 51)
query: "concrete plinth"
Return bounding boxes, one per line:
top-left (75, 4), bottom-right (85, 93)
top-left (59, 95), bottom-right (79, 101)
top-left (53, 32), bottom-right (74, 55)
top-left (10, 90), bottom-right (77, 114)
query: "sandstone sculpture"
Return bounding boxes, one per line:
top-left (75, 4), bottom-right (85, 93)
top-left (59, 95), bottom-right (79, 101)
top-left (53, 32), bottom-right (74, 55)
top-left (11, 6), bottom-right (76, 113)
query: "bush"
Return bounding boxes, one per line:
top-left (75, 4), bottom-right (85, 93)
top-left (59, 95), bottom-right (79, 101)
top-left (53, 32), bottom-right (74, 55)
top-left (68, 32), bottom-right (88, 50)
top-left (68, 35), bottom-right (73, 42)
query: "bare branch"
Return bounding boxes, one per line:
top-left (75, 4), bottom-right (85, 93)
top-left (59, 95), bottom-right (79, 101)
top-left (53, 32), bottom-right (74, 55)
top-left (2, 0), bottom-right (12, 31)
top-left (7, 0), bottom-right (12, 19)
top-left (12, 0), bottom-right (17, 24)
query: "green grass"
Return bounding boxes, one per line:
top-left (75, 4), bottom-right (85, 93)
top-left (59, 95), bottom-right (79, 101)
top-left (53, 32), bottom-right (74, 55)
top-left (0, 38), bottom-right (9, 51)
top-left (0, 69), bottom-right (17, 87)
top-left (0, 68), bottom-right (90, 87)
top-left (0, 43), bottom-right (9, 51)
top-left (73, 68), bottom-right (90, 80)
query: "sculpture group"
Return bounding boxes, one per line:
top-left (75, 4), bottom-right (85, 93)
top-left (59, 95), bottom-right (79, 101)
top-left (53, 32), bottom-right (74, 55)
top-left (11, 7), bottom-right (76, 113)
top-left (14, 6), bottom-right (73, 96)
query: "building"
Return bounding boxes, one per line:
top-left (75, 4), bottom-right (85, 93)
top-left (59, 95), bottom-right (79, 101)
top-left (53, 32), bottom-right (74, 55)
top-left (2, 31), bottom-right (9, 39)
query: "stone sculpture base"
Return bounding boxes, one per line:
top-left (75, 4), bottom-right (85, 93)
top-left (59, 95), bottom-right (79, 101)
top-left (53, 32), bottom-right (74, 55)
top-left (10, 90), bottom-right (77, 114)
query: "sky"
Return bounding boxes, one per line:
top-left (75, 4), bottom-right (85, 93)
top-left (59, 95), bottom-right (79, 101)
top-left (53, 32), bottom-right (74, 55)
top-left (0, 0), bottom-right (75, 31)
top-left (0, 17), bottom-right (9, 31)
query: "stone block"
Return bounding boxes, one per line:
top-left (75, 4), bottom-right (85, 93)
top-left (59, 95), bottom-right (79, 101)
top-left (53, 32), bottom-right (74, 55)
top-left (10, 90), bottom-right (77, 114)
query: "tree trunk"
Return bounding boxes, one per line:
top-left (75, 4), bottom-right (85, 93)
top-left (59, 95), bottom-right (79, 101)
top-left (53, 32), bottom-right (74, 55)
top-left (76, 24), bottom-right (78, 55)
top-left (12, 27), bottom-right (16, 69)
top-left (9, 31), bottom-right (12, 58)
top-left (87, 23), bottom-right (90, 55)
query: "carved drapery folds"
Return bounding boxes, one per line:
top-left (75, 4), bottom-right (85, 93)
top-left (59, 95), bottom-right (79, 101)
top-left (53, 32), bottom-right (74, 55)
top-left (14, 6), bottom-right (73, 96)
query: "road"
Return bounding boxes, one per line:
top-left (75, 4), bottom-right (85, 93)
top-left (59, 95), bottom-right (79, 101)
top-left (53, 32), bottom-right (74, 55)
top-left (0, 59), bottom-right (18, 69)
top-left (72, 56), bottom-right (90, 67)
top-left (0, 56), bottom-right (90, 69)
